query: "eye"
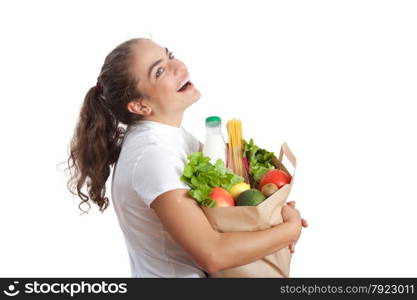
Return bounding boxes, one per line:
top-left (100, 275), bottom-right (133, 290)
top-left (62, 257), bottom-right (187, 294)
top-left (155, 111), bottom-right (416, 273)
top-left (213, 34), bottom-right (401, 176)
top-left (155, 49), bottom-right (175, 78)
top-left (155, 67), bottom-right (164, 78)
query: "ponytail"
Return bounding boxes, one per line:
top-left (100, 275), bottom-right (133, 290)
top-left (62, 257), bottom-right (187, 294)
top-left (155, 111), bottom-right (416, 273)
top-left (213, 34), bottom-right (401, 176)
top-left (67, 38), bottom-right (143, 213)
top-left (67, 85), bottom-right (125, 213)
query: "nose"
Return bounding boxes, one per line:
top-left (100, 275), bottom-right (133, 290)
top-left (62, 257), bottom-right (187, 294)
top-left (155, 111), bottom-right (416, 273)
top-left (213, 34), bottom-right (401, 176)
top-left (173, 60), bottom-right (187, 78)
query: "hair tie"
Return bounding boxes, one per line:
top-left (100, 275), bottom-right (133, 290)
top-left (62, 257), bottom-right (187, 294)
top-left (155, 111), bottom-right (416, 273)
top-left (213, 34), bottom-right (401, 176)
top-left (96, 78), bottom-right (103, 94)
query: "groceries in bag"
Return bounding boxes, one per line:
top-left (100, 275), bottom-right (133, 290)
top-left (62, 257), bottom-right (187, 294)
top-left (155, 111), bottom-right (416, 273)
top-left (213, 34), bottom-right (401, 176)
top-left (180, 116), bottom-right (298, 278)
top-left (180, 151), bottom-right (244, 208)
top-left (181, 117), bottom-right (293, 207)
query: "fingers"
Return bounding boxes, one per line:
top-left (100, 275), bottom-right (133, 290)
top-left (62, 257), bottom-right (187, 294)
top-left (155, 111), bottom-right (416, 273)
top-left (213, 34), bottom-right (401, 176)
top-left (286, 202), bottom-right (306, 254)
top-left (285, 201), bottom-right (308, 230)
top-left (287, 202), bottom-right (308, 227)
top-left (287, 201), bottom-right (296, 207)
top-left (301, 218), bottom-right (309, 228)
top-left (289, 242), bottom-right (295, 253)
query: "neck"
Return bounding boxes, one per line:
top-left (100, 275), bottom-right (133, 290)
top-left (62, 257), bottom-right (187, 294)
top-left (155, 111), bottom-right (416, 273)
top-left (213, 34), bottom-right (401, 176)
top-left (141, 113), bottom-right (183, 128)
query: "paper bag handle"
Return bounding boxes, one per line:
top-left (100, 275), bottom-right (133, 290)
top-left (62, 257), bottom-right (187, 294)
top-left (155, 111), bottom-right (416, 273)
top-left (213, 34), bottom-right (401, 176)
top-left (278, 142), bottom-right (297, 168)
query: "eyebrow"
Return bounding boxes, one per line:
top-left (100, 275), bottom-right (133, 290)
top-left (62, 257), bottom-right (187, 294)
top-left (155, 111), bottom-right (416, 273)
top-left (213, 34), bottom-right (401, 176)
top-left (147, 48), bottom-right (169, 79)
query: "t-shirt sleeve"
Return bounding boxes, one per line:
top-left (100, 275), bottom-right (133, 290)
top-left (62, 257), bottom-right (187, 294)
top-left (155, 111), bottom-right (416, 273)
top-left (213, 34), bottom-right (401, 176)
top-left (132, 146), bottom-right (190, 208)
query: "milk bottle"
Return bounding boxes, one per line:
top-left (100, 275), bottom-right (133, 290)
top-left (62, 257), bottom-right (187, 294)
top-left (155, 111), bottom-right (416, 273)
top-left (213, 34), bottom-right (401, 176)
top-left (202, 116), bottom-right (227, 165)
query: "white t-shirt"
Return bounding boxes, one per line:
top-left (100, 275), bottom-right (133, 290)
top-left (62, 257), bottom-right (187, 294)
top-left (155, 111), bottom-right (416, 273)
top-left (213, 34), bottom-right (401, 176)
top-left (111, 120), bottom-right (207, 278)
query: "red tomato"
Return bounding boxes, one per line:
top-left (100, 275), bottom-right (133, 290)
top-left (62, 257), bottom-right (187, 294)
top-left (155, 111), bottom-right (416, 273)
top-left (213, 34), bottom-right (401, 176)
top-left (259, 170), bottom-right (292, 190)
top-left (210, 187), bottom-right (235, 207)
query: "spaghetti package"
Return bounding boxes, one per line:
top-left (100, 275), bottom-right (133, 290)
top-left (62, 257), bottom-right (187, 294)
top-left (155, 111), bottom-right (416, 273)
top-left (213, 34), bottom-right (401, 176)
top-left (226, 119), bottom-right (250, 183)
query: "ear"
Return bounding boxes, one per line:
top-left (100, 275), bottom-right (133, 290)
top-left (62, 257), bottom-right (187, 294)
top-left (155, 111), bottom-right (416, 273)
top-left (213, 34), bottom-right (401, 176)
top-left (127, 100), bottom-right (152, 116)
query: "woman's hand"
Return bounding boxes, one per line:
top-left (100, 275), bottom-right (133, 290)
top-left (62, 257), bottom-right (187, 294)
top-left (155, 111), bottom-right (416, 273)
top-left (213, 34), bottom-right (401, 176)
top-left (282, 201), bottom-right (301, 223)
top-left (283, 201), bottom-right (308, 253)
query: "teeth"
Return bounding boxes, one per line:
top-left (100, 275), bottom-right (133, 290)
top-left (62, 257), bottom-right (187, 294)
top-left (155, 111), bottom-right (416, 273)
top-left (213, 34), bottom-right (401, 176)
top-left (177, 77), bottom-right (190, 91)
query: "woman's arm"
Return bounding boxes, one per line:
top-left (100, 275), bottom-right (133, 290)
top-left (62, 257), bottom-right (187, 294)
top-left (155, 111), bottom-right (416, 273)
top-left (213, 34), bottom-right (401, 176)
top-left (151, 188), bottom-right (302, 273)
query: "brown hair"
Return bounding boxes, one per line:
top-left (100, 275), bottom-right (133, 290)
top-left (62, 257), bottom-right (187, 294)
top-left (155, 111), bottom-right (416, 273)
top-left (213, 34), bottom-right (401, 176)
top-left (67, 38), bottom-right (143, 214)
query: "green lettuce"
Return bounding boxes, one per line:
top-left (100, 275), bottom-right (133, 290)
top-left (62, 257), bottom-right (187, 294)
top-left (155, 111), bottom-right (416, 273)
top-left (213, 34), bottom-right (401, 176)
top-left (181, 152), bottom-right (244, 207)
top-left (243, 138), bottom-right (275, 187)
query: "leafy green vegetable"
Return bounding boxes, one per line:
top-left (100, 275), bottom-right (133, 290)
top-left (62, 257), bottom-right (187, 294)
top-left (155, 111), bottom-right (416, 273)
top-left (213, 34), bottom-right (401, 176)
top-left (243, 138), bottom-right (276, 187)
top-left (181, 152), bottom-right (244, 207)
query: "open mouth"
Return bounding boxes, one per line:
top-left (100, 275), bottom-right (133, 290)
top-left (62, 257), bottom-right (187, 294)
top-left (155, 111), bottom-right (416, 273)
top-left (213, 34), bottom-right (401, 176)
top-left (177, 79), bottom-right (193, 93)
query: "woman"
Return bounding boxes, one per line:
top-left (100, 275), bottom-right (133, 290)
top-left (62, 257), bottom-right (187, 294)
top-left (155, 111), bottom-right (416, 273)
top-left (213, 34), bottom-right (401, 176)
top-left (67, 37), bottom-right (308, 278)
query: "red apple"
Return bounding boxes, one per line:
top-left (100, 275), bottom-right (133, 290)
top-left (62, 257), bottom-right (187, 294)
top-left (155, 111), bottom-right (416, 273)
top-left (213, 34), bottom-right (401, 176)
top-left (210, 187), bottom-right (235, 207)
top-left (259, 169), bottom-right (292, 190)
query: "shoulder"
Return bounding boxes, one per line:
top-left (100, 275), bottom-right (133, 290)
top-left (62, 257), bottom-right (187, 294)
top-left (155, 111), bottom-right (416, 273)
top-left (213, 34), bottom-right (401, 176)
top-left (131, 145), bottom-right (190, 208)
top-left (132, 145), bottom-right (183, 175)
top-left (181, 128), bottom-right (201, 153)
top-left (181, 127), bottom-right (197, 140)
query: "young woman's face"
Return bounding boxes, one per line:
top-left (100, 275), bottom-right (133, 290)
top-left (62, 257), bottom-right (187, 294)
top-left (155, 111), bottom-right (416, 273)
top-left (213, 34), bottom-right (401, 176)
top-left (130, 39), bottom-right (201, 116)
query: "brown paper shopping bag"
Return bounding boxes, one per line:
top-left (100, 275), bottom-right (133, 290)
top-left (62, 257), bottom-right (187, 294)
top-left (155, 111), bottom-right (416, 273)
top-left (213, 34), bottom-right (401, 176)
top-left (202, 142), bottom-right (297, 278)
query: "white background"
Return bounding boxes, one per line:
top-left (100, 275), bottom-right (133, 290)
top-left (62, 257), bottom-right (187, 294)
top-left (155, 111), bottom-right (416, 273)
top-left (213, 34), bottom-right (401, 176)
top-left (0, 0), bottom-right (416, 277)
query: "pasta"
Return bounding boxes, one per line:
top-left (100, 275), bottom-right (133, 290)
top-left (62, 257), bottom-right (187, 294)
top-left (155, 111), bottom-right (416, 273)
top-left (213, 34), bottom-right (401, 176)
top-left (226, 119), bottom-right (249, 183)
